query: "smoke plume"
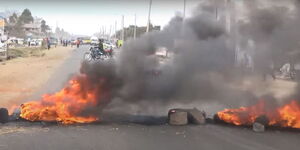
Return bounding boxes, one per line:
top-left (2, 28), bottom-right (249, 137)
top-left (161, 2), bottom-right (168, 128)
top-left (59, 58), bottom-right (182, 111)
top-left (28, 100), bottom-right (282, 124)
top-left (76, 0), bottom-right (300, 116)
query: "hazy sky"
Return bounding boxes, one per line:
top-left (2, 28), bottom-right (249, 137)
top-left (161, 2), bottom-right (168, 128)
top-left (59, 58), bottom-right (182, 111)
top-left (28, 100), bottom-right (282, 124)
top-left (0, 0), bottom-right (201, 36)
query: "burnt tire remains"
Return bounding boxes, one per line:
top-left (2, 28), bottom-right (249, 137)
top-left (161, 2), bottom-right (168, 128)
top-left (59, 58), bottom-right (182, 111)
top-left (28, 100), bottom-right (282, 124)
top-left (253, 122), bottom-right (265, 132)
top-left (188, 108), bottom-right (206, 125)
top-left (253, 115), bottom-right (269, 132)
top-left (168, 108), bottom-right (206, 125)
top-left (169, 111), bottom-right (188, 125)
top-left (0, 108), bottom-right (9, 123)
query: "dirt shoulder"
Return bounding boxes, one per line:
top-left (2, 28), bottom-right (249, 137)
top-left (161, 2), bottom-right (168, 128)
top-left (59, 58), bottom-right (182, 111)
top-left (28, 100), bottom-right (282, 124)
top-left (0, 46), bottom-right (73, 108)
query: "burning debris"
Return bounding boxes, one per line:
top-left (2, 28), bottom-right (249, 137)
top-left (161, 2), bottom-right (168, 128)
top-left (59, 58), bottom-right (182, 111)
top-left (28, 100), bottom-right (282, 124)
top-left (19, 73), bottom-right (113, 124)
top-left (216, 100), bottom-right (300, 130)
top-left (4, 0), bottom-right (300, 129)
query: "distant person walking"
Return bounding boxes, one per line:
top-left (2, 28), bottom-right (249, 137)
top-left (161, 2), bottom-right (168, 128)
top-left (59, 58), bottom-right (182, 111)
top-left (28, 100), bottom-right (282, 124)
top-left (76, 39), bottom-right (80, 48)
top-left (98, 39), bottom-right (104, 54)
top-left (115, 40), bottom-right (119, 48)
top-left (46, 38), bottom-right (51, 50)
top-left (108, 46), bottom-right (113, 57)
top-left (28, 39), bottom-right (30, 47)
top-left (63, 40), bottom-right (67, 47)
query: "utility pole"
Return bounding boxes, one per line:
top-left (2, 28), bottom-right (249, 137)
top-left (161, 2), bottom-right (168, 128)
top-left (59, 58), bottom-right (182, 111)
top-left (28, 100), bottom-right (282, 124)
top-left (99, 27), bottom-right (102, 39)
top-left (121, 15), bottom-right (125, 41)
top-left (225, 0), bottom-right (231, 33)
top-left (104, 26), bottom-right (107, 40)
top-left (109, 25), bottom-right (112, 40)
top-left (183, 0), bottom-right (186, 18)
top-left (115, 21), bottom-right (117, 39)
top-left (134, 14), bottom-right (137, 39)
top-left (146, 0), bottom-right (152, 33)
top-left (214, 0), bottom-right (218, 20)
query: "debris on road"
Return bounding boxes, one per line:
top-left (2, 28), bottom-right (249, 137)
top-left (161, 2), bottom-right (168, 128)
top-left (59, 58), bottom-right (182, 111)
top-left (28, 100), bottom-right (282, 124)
top-left (253, 122), bottom-right (265, 132)
top-left (0, 108), bottom-right (9, 123)
top-left (188, 108), bottom-right (206, 125)
top-left (9, 107), bottom-right (21, 121)
top-left (168, 108), bottom-right (206, 125)
top-left (253, 115), bottom-right (269, 132)
top-left (169, 111), bottom-right (188, 125)
top-left (175, 131), bottom-right (186, 135)
top-left (0, 126), bottom-right (26, 135)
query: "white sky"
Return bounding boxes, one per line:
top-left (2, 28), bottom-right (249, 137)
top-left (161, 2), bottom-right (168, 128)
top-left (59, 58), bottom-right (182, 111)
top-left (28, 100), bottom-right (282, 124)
top-left (0, 0), bottom-right (201, 36)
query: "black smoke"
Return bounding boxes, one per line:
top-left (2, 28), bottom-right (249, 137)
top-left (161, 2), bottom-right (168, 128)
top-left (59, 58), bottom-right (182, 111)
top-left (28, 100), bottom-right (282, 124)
top-left (77, 0), bottom-right (300, 117)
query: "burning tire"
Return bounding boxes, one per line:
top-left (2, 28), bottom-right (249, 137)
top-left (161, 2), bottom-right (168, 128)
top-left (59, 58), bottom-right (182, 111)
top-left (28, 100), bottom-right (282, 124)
top-left (253, 115), bottom-right (269, 132)
top-left (0, 108), bottom-right (9, 123)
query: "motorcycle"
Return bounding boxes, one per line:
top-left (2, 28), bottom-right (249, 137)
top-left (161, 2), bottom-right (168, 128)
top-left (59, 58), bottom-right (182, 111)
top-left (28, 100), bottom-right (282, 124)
top-left (84, 46), bottom-right (107, 61)
top-left (274, 69), bottom-right (296, 80)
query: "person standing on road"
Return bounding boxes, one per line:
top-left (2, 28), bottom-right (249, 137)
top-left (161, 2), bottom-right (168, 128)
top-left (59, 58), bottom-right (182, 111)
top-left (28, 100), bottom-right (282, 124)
top-left (108, 46), bottom-right (113, 57)
top-left (76, 39), bottom-right (80, 48)
top-left (115, 40), bottom-right (118, 48)
top-left (46, 38), bottom-right (51, 50)
top-left (98, 39), bottom-right (104, 55)
top-left (28, 39), bottom-right (30, 47)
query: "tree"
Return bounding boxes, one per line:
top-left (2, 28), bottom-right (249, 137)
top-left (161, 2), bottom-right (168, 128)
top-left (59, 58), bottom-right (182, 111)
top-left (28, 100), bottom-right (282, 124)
top-left (114, 23), bottom-right (160, 41)
top-left (41, 20), bottom-right (50, 33)
top-left (54, 27), bottom-right (71, 39)
top-left (19, 9), bottom-right (34, 24)
top-left (55, 27), bottom-right (61, 34)
top-left (9, 13), bottom-right (18, 24)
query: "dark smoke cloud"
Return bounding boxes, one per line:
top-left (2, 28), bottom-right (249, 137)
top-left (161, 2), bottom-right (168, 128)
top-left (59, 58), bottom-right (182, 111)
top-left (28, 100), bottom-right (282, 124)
top-left (238, 0), bottom-right (300, 105)
top-left (77, 0), bottom-right (300, 116)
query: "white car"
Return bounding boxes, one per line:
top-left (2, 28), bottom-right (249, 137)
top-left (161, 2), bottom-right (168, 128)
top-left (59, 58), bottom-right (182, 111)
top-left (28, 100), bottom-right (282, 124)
top-left (0, 42), bottom-right (5, 49)
top-left (0, 42), bottom-right (7, 60)
top-left (90, 37), bottom-right (99, 45)
top-left (36, 39), bottom-right (43, 46)
top-left (30, 40), bottom-right (38, 46)
top-left (91, 39), bottom-right (99, 45)
top-left (103, 42), bottom-right (116, 49)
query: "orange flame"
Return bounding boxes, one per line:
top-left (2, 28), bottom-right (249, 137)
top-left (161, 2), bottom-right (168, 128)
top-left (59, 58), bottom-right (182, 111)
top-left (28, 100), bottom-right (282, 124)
top-left (18, 75), bottom-right (109, 124)
top-left (217, 100), bottom-right (300, 128)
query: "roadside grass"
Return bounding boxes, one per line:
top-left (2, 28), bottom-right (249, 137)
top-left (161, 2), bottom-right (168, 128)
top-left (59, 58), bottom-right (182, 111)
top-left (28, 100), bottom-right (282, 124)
top-left (7, 47), bottom-right (46, 59)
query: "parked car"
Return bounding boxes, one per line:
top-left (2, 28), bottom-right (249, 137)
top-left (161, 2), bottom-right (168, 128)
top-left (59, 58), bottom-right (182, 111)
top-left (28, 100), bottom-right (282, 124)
top-left (103, 42), bottom-right (116, 49)
top-left (274, 63), bottom-right (297, 80)
top-left (30, 39), bottom-right (38, 46)
top-left (36, 39), bottom-right (43, 46)
top-left (49, 37), bottom-right (58, 47)
top-left (90, 37), bottom-right (99, 45)
top-left (0, 41), bottom-right (7, 60)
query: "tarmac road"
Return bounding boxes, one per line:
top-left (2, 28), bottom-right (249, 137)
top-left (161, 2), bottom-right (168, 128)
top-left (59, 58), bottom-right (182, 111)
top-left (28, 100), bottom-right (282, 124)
top-left (30, 45), bottom-right (90, 100)
top-left (1, 45), bottom-right (300, 150)
top-left (0, 121), bottom-right (300, 150)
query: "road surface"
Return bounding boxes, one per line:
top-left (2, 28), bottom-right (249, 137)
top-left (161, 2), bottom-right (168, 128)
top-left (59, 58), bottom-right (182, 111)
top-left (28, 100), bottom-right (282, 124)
top-left (0, 121), bottom-right (300, 150)
top-left (0, 45), bottom-right (300, 150)
top-left (29, 46), bottom-right (88, 100)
